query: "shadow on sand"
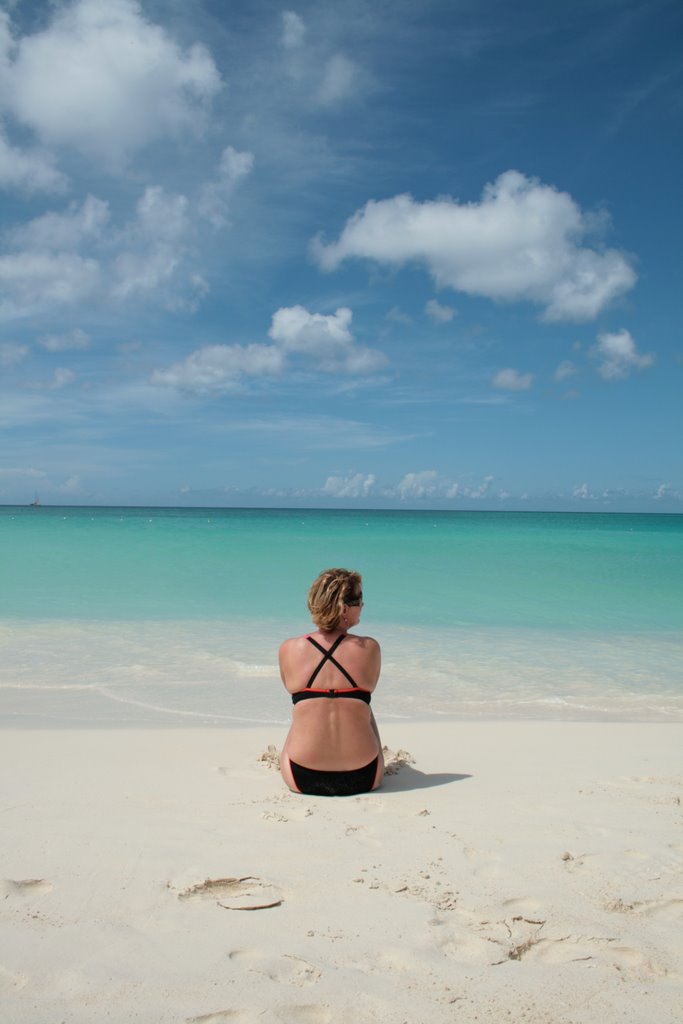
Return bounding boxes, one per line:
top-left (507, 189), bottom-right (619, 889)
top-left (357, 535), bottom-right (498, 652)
top-left (380, 767), bottom-right (472, 793)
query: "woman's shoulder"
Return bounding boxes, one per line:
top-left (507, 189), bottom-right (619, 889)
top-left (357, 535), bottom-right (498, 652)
top-left (346, 632), bottom-right (380, 649)
top-left (279, 631), bottom-right (379, 651)
top-left (279, 634), bottom-right (308, 655)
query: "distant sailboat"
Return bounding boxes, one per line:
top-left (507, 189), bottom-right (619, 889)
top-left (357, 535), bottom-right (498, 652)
top-left (29, 493), bottom-right (41, 507)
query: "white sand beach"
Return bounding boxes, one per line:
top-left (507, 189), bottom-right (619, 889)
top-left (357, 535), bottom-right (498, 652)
top-left (1, 722), bottom-right (682, 1024)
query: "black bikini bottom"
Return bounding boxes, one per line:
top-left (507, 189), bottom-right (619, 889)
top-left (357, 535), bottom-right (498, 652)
top-left (289, 756), bottom-right (379, 797)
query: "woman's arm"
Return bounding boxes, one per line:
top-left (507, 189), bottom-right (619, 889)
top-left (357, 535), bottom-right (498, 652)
top-left (369, 709), bottom-right (384, 766)
top-left (278, 638), bottom-right (295, 688)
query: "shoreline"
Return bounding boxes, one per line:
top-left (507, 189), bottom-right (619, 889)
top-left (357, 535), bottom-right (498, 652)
top-left (3, 618), bottom-right (682, 728)
top-left (2, 721), bottom-right (681, 1023)
top-left (4, 711), bottom-right (683, 729)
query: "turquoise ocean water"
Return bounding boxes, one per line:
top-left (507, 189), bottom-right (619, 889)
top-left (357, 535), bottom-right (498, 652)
top-left (1, 506), bottom-right (682, 725)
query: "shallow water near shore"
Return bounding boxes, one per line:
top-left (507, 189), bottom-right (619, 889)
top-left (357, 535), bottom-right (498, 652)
top-left (2, 506), bottom-right (682, 725)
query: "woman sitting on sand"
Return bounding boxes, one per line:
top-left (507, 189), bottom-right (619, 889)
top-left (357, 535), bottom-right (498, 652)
top-left (279, 568), bottom-right (384, 796)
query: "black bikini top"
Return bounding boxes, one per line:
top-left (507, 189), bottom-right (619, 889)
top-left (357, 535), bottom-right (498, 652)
top-left (291, 634), bottom-right (372, 705)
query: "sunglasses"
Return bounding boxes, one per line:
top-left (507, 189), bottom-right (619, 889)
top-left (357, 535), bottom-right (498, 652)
top-left (345, 591), bottom-right (363, 606)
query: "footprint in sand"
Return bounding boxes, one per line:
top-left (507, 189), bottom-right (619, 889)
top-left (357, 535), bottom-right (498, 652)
top-left (520, 934), bottom-right (669, 978)
top-left (459, 916), bottom-right (670, 979)
top-left (438, 913), bottom-right (548, 966)
top-left (173, 876), bottom-right (284, 910)
top-left (432, 911), bottom-right (646, 972)
top-left (605, 896), bottom-right (683, 921)
top-left (261, 800), bottom-right (313, 824)
top-left (431, 913), bottom-right (504, 966)
top-left (1, 878), bottom-right (53, 897)
top-left (639, 897), bottom-right (683, 920)
top-left (340, 947), bottom-right (419, 978)
top-left (273, 1005), bottom-right (331, 1024)
top-left (228, 950), bottom-right (321, 987)
top-left (343, 824), bottom-right (382, 848)
top-left (0, 965), bottom-right (29, 994)
top-left (462, 846), bottom-right (501, 880)
top-left (501, 897), bottom-right (545, 915)
top-left (186, 1012), bottom-right (262, 1023)
top-left (560, 851), bottom-right (601, 873)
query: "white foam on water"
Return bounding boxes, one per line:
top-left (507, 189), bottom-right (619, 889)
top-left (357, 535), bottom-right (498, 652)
top-left (1, 617), bottom-right (681, 727)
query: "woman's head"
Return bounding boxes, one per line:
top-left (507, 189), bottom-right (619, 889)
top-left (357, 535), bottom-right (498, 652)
top-left (307, 568), bottom-right (363, 632)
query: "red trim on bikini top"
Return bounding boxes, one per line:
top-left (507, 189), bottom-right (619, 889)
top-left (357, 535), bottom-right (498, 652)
top-left (290, 634), bottom-right (372, 702)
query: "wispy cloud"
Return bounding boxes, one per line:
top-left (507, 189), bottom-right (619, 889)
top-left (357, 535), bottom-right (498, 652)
top-left (151, 344), bottom-right (285, 394)
top-left (554, 359), bottom-right (578, 382)
top-left (0, 341), bottom-right (29, 366)
top-left (425, 298), bottom-right (457, 323)
top-left (197, 147), bottom-right (254, 229)
top-left (281, 11), bottom-right (306, 50)
top-left (38, 329), bottom-right (91, 352)
top-left (590, 329), bottom-right (654, 380)
top-left (492, 368), bottom-right (534, 391)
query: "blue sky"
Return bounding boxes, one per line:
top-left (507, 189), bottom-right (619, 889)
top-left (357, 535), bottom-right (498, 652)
top-left (0, 0), bottom-right (681, 510)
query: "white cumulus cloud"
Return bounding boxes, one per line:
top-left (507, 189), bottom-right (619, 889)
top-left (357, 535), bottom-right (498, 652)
top-left (151, 344), bottom-right (285, 393)
top-left (269, 305), bottom-right (387, 373)
top-left (392, 471), bottom-right (495, 501)
top-left (323, 473), bottom-right (377, 498)
top-left (590, 328), bottom-right (655, 380)
top-left (312, 170), bottom-right (636, 321)
top-left (0, 127), bottom-right (68, 193)
top-left (153, 305), bottom-right (388, 394)
top-left (0, 0), bottom-right (222, 168)
top-left (467, 474), bottom-right (494, 499)
top-left (0, 185), bottom-right (210, 317)
top-left (0, 250), bottom-right (101, 318)
top-left (112, 186), bottom-right (197, 303)
top-left (7, 195), bottom-right (110, 251)
top-left (492, 367), bottom-right (534, 390)
top-left (397, 470), bottom-right (438, 499)
top-left (269, 305), bottom-right (353, 353)
top-left (2, 196), bottom-right (108, 317)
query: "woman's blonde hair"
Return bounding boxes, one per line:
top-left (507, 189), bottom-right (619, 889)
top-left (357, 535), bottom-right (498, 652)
top-left (307, 568), bottom-right (362, 632)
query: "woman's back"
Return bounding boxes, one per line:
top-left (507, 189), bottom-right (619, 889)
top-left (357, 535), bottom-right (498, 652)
top-left (280, 631), bottom-right (380, 694)
top-left (280, 632), bottom-right (380, 771)
top-left (279, 568), bottom-right (384, 794)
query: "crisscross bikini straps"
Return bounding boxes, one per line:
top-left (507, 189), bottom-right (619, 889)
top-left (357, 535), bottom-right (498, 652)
top-left (305, 634), bottom-right (359, 689)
